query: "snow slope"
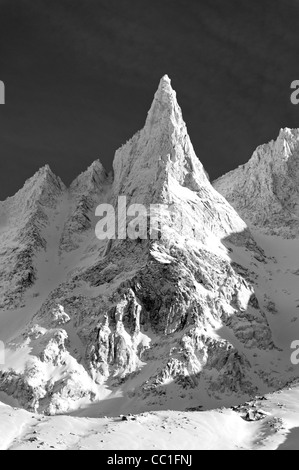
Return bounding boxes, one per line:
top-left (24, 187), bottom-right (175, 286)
top-left (0, 400), bottom-right (265, 450)
top-left (2, 381), bottom-right (299, 450)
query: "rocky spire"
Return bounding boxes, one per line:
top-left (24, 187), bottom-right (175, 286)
top-left (111, 75), bottom-right (247, 241)
top-left (112, 75), bottom-right (208, 199)
top-left (144, 74), bottom-right (183, 133)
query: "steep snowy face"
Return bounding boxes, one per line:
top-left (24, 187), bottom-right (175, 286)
top-left (0, 166), bottom-right (65, 309)
top-left (113, 75), bottom-right (247, 243)
top-left (214, 128), bottom-right (299, 238)
top-left (59, 160), bottom-right (111, 252)
top-left (70, 160), bottom-right (108, 198)
top-left (1, 165), bottom-right (65, 224)
top-left (112, 74), bottom-right (200, 199)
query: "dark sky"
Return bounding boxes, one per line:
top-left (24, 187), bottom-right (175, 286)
top-left (1, 0), bottom-right (299, 199)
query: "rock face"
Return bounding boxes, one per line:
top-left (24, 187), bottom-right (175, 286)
top-left (60, 160), bottom-right (110, 252)
top-left (214, 128), bottom-right (299, 238)
top-left (0, 76), bottom-right (293, 415)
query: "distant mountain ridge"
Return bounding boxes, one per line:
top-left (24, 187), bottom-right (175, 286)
top-left (214, 128), bottom-right (299, 238)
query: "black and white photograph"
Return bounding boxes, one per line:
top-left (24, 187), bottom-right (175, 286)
top-left (1, 0), bottom-right (299, 452)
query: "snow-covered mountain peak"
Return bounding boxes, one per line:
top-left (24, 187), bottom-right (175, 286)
top-left (144, 74), bottom-right (181, 131)
top-left (1, 164), bottom-right (65, 222)
top-left (113, 76), bottom-right (210, 199)
top-left (29, 164), bottom-right (63, 187)
top-left (274, 127), bottom-right (299, 163)
top-left (70, 159), bottom-right (108, 197)
top-left (277, 126), bottom-right (299, 141)
top-left (112, 75), bottom-right (247, 243)
top-left (214, 128), bottom-right (299, 237)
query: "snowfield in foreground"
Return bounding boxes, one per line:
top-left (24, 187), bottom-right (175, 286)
top-left (1, 383), bottom-right (299, 450)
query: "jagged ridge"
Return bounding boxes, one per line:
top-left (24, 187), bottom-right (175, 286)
top-left (214, 128), bottom-right (299, 238)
